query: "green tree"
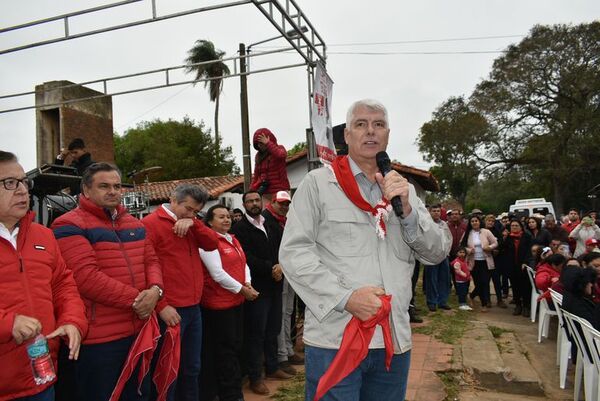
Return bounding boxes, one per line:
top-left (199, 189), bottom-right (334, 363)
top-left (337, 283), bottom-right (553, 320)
top-left (417, 96), bottom-right (492, 206)
top-left (114, 117), bottom-right (239, 182)
top-left (184, 40), bottom-right (231, 147)
top-left (471, 22), bottom-right (600, 214)
top-left (287, 141), bottom-right (307, 157)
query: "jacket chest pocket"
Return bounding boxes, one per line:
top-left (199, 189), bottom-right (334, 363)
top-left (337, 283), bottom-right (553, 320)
top-left (325, 208), bottom-right (372, 257)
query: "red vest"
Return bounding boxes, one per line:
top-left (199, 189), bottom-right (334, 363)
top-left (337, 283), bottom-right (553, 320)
top-left (202, 234), bottom-right (246, 310)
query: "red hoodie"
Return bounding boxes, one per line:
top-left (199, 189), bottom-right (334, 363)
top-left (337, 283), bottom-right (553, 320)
top-left (1, 212), bottom-right (87, 400)
top-left (249, 128), bottom-right (290, 194)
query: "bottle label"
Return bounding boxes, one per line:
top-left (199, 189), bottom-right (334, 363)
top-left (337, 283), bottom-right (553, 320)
top-left (27, 337), bottom-right (49, 359)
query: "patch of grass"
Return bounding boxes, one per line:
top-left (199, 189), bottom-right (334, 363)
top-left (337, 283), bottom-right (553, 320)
top-left (437, 371), bottom-right (461, 401)
top-left (488, 325), bottom-right (513, 339)
top-left (271, 372), bottom-right (305, 401)
top-left (412, 271), bottom-right (472, 345)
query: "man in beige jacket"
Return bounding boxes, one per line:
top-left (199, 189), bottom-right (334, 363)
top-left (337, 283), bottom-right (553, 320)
top-left (280, 99), bottom-right (450, 401)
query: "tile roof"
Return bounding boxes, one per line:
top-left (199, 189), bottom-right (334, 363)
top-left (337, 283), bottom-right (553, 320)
top-left (133, 175), bottom-right (244, 204)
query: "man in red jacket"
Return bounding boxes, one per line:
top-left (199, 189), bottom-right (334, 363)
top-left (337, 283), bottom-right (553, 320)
top-left (52, 162), bottom-right (163, 401)
top-left (249, 128), bottom-right (290, 199)
top-left (142, 184), bottom-right (218, 401)
top-left (0, 151), bottom-right (87, 401)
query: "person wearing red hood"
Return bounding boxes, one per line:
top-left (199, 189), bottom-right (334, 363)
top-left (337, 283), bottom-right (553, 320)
top-left (0, 151), bottom-right (87, 401)
top-left (249, 128), bottom-right (290, 198)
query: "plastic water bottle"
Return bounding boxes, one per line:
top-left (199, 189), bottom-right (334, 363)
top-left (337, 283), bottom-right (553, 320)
top-left (26, 335), bottom-right (56, 385)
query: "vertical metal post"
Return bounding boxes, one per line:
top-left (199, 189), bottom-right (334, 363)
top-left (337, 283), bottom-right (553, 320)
top-left (239, 43), bottom-right (252, 191)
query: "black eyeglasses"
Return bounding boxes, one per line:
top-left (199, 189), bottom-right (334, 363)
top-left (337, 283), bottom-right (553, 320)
top-left (0, 177), bottom-right (33, 191)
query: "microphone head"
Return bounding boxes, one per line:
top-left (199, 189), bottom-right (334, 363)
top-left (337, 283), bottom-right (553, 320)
top-left (376, 151), bottom-right (391, 171)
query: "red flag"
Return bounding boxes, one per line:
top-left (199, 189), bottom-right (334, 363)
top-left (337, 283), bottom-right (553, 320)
top-left (109, 314), bottom-right (161, 401)
top-left (153, 325), bottom-right (181, 401)
top-left (314, 295), bottom-right (394, 401)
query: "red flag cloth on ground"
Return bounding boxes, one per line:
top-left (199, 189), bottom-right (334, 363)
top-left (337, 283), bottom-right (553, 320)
top-left (314, 294), bottom-right (394, 401)
top-left (153, 325), bottom-right (181, 401)
top-left (109, 314), bottom-right (161, 401)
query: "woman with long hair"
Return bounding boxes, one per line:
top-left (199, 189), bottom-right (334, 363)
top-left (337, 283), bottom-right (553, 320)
top-left (461, 215), bottom-right (498, 311)
top-left (484, 215), bottom-right (507, 308)
top-left (526, 216), bottom-right (552, 247)
top-left (503, 219), bottom-right (533, 316)
top-left (199, 205), bottom-right (259, 401)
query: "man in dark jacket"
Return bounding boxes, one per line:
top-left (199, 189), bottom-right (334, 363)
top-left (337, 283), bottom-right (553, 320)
top-left (55, 138), bottom-right (95, 176)
top-left (0, 151), bottom-right (87, 401)
top-left (230, 191), bottom-right (290, 395)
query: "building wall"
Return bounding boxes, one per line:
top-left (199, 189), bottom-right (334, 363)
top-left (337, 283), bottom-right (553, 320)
top-left (36, 80), bottom-right (114, 167)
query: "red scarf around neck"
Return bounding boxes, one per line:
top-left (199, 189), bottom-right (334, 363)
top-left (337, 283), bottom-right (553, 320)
top-left (331, 156), bottom-right (390, 237)
top-left (265, 202), bottom-right (286, 228)
top-left (510, 231), bottom-right (523, 261)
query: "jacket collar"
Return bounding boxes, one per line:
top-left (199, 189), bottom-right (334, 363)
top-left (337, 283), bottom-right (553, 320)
top-left (79, 195), bottom-right (126, 221)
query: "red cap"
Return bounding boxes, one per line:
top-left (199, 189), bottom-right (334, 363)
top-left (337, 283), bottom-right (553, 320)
top-left (274, 191), bottom-right (291, 203)
top-left (586, 238), bottom-right (599, 246)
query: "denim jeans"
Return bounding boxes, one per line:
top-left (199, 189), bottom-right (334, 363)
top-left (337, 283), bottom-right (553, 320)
top-left (170, 305), bottom-right (203, 401)
top-left (424, 258), bottom-right (450, 307)
top-left (304, 346), bottom-right (410, 401)
top-left (15, 386), bottom-right (54, 401)
top-left (76, 336), bottom-right (150, 401)
top-left (244, 292), bottom-right (282, 382)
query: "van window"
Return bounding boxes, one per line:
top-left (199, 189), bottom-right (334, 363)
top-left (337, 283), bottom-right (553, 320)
top-left (533, 207), bottom-right (550, 216)
top-left (513, 208), bottom-right (530, 219)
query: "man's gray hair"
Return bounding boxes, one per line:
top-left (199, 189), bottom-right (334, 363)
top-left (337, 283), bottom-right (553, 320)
top-left (172, 184), bottom-right (208, 205)
top-left (346, 99), bottom-right (389, 128)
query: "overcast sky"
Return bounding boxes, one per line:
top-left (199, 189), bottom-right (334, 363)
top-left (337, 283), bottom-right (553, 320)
top-left (1, 0), bottom-right (599, 172)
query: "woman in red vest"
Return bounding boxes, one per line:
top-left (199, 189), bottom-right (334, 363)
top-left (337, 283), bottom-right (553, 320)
top-left (199, 205), bottom-right (259, 401)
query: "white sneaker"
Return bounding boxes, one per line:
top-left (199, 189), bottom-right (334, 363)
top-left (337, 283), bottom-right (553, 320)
top-left (459, 305), bottom-right (473, 311)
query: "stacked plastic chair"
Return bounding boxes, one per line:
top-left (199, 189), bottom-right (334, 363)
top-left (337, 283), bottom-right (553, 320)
top-left (549, 289), bottom-right (571, 390)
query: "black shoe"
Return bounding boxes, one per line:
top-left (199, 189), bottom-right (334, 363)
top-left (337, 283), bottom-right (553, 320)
top-left (439, 304), bottom-right (452, 310)
top-left (409, 307), bottom-right (423, 323)
top-left (513, 305), bottom-right (522, 316)
top-left (427, 304), bottom-right (437, 312)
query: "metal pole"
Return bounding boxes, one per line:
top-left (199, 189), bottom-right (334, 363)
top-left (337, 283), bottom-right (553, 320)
top-left (239, 43), bottom-right (252, 191)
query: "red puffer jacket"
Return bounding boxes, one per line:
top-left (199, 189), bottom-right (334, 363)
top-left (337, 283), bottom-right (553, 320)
top-left (201, 233), bottom-right (247, 310)
top-left (249, 128), bottom-right (290, 195)
top-left (535, 263), bottom-right (561, 293)
top-left (0, 212), bottom-right (87, 400)
top-left (52, 196), bottom-right (163, 345)
top-left (142, 206), bottom-right (218, 310)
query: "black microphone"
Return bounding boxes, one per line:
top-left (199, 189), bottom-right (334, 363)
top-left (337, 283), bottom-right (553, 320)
top-left (376, 151), bottom-right (404, 218)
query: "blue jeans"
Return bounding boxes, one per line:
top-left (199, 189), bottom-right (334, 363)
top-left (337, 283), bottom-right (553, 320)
top-left (15, 386), bottom-right (54, 401)
top-left (304, 346), bottom-right (410, 401)
top-left (76, 336), bottom-right (150, 401)
top-left (424, 258), bottom-right (450, 307)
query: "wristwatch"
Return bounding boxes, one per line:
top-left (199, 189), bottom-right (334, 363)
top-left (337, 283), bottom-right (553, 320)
top-left (151, 285), bottom-right (164, 299)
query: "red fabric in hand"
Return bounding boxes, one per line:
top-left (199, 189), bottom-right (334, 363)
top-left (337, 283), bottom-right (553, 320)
top-left (314, 294), bottom-right (394, 401)
top-left (109, 314), bottom-right (161, 401)
top-left (153, 325), bottom-right (181, 401)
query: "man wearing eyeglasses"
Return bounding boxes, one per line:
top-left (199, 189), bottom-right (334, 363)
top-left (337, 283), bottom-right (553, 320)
top-left (51, 162), bottom-right (163, 401)
top-left (0, 150), bottom-right (87, 401)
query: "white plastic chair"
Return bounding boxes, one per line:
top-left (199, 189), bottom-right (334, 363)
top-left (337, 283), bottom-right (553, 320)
top-left (526, 266), bottom-right (538, 322)
top-left (550, 289), bottom-right (571, 390)
top-left (538, 297), bottom-right (558, 342)
top-left (578, 319), bottom-right (600, 401)
top-left (562, 310), bottom-right (598, 401)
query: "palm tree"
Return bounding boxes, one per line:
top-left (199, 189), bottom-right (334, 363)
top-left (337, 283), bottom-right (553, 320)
top-left (184, 40), bottom-right (231, 147)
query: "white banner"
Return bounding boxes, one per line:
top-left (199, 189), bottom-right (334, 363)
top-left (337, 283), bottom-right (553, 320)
top-left (311, 62), bottom-right (336, 164)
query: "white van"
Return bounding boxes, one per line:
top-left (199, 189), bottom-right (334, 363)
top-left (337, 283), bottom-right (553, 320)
top-left (509, 198), bottom-right (556, 219)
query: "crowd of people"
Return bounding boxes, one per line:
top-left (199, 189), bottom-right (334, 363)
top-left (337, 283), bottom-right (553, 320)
top-left (3, 97), bottom-right (598, 401)
top-left (415, 204), bottom-right (600, 322)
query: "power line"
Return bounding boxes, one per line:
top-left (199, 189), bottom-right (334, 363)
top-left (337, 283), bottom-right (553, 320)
top-left (328, 50), bottom-right (506, 55)
top-left (327, 34), bottom-right (524, 47)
